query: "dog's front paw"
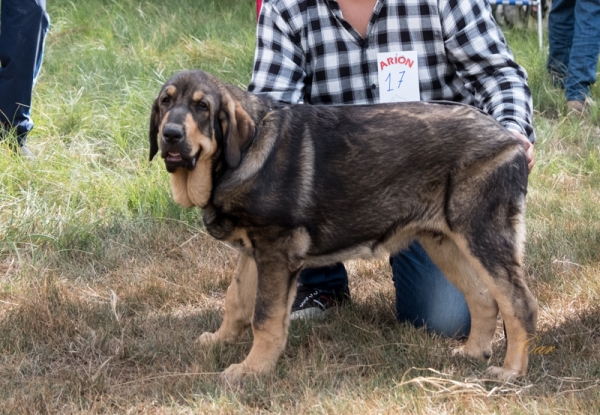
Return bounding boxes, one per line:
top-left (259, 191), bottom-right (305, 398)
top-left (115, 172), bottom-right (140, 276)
top-left (220, 357), bottom-right (276, 384)
top-left (197, 331), bottom-right (220, 346)
top-left (220, 363), bottom-right (248, 384)
top-left (452, 344), bottom-right (493, 361)
top-left (485, 366), bottom-right (522, 381)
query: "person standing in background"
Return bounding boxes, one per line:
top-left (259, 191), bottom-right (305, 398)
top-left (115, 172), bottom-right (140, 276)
top-left (547, 0), bottom-right (600, 114)
top-left (0, 0), bottom-right (50, 158)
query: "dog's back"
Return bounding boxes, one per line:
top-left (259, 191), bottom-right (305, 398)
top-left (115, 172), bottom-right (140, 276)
top-left (216, 100), bottom-right (527, 259)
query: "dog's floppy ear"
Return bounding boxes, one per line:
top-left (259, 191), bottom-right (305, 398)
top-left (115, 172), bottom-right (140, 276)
top-left (149, 97), bottom-right (160, 161)
top-left (219, 89), bottom-right (255, 168)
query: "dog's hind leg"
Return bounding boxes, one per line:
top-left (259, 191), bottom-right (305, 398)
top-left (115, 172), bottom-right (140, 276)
top-left (442, 149), bottom-right (537, 380)
top-left (451, 224), bottom-right (538, 381)
top-left (197, 251), bottom-right (257, 345)
top-left (418, 235), bottom-right (499, 361)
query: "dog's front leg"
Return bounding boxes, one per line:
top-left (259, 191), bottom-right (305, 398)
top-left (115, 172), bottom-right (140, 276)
top-left (197, 251), bottom-right (257, 345)
top-left (221, 247), bottom-right (300, 384)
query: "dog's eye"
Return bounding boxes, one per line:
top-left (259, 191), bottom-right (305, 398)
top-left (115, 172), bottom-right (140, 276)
top-left (195, 101), bottom-right (208, 111)
top-left (161, 97), bottom-right (171, 105)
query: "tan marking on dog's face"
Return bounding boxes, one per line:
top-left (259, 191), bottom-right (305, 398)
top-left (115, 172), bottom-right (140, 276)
top-left (165, 85), bottom-right (176, 97)
top-left (183, 111), bottom-right (216, 207)
top-left (157, 109), bottom-right (171, 143)
top-left (193, 90), bottom-right (203, 102)
top-left (186, 112), bottom-right (216, 160)
top-left (164, 99), bottom-right (218, 207)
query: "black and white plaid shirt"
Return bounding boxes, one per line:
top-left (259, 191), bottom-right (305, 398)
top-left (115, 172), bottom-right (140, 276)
top-left (248, 0), bottom-right (535, 142)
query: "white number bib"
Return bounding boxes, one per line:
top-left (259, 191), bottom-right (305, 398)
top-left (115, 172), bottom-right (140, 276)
top-left (377, 51), bottom-right (420, 103)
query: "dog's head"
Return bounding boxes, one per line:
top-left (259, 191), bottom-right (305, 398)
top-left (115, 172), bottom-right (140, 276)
top-left (149, 70), bottom-right (255, 207)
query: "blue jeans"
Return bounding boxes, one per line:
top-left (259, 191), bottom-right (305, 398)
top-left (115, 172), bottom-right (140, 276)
top-left (299, 240), bottom-right (471, 338)
top-left (0, 0), bottom-right (49, 146)
top-left (547, 0), bottom-right (600, 101)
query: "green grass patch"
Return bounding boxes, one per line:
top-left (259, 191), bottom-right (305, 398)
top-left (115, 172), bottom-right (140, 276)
top-left (0, 2), bottom-right (599, 413)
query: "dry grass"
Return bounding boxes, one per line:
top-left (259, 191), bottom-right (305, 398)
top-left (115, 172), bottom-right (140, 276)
top-left (1, 218), bottom-right (599, 413)
top-left (1, 1), bottom-right (600, 413)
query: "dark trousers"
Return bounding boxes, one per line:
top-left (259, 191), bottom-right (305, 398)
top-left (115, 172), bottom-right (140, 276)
top-left (299, 240), bottom-right (471, 338)
top-left (547, 0), bottom-right (600, 101)
top-left (0, 0), bottom-right (50, 145)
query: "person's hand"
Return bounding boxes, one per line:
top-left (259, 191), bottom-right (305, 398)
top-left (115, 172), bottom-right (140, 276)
top-left (512, 131), bottom-right (534, 173)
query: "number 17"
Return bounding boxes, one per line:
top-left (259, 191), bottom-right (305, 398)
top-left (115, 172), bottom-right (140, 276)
top-left (385, 71), bottom-right (406, 92)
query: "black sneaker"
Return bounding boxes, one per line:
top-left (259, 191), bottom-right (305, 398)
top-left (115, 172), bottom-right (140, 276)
top-left (290, 283), bottom-right (350, 320)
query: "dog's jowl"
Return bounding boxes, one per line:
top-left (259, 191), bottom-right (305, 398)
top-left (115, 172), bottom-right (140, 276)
top-left (149, 70), bottom-right (538, 383)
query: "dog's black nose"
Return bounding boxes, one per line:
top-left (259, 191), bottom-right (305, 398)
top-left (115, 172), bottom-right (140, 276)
top-left (162, 124), bottom-right (184, 144)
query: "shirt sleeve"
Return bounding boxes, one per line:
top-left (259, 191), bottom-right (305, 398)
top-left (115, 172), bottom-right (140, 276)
top-left (247, 1), bottom-right (307, 104)
top-left (440, 0), bottom-right (535, 143)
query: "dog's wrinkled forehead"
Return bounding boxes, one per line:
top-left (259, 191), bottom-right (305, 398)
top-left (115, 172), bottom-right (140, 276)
top-left (160, 71), bottom-right (221, 106)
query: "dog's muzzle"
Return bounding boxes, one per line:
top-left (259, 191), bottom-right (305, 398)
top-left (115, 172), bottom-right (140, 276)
top-left (160, 123), bottom-right (199, 172)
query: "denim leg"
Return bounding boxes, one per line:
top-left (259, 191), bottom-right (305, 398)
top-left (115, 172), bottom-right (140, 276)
top-left (564, 0), bottom-right (600, 101)
top-left (547, 0), bottom-right (575, 86)
top-left (0, 0), bottom-right (50, 145)
top-left (298, 263), bottom-right (349, 294)
top-left (391, 241), bottom-right (471, 338)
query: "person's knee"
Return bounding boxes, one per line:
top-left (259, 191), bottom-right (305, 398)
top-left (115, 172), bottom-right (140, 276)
top-left (391, 244), bottom-right (471, 339)
top-left (420, 308), bottom-right (471, 338)
top-left (395, 297), bottom-right (471, 338)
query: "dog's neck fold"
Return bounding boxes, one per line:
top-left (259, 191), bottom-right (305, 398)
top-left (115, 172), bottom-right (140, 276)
top-left (170, 163), bottom-right (213, 208)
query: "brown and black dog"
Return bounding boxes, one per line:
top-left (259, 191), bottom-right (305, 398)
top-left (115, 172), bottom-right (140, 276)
top-left (149, 70), bottom-right (538, 383)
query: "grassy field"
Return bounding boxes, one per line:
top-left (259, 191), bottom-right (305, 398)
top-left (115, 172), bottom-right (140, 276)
top-left (1, 1), bottom-right (599, 413)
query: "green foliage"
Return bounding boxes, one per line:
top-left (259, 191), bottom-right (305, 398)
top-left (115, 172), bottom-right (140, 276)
top-left (1, 0), bottom-right (256, 257)
top-left (1, 2), bottom-right (600, 413)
